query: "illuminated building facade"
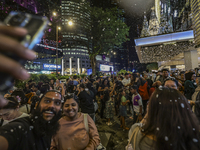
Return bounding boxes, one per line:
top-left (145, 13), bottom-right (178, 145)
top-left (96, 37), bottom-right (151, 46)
top-left (0, 0), bottom-right (63, 74)
top-left (156, 0), bottom-right (192, 32)
top-left (191, 0), bottom-right (200, 47)
top-left (61, 0), bottom-right (91, 74)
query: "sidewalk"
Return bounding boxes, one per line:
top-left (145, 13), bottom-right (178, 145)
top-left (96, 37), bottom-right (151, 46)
top-left (95, 114), bottom-right (134, 150)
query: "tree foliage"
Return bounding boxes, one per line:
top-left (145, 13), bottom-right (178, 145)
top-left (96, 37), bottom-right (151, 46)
top-left (146, 63), bottom-right (158, 71)
top-left (89, 7), bottom-right (130, 56)
top-left (82, 5), bottom-right (130, 74)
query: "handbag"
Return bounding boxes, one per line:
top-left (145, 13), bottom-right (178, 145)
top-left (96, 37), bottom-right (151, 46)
top-left (126, 126), bottom-right (140, 150)
top-left (84, 114), bottom-right (106, 150)
top-left (94, 102), bottom-right (99, 112)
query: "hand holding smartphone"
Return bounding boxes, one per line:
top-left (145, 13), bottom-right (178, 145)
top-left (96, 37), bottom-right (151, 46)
top-left (0, 11), bottom-right (49, 92)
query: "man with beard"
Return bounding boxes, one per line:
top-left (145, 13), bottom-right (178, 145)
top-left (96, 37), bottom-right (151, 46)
top-left (0, 90), bottom-right (62, 150)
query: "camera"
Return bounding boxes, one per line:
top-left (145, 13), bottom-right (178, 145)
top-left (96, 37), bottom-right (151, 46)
top-left (0, 11), bottom-right (49, 92)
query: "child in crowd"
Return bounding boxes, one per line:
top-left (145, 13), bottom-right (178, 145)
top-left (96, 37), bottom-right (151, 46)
top-left (130, 85), bottom-right (143, 124)
top-left (119, 89), bottom-right (130, 130)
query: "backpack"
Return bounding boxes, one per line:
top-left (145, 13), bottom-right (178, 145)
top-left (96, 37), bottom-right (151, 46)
top-left (138, 82), bottom-right (149, 100)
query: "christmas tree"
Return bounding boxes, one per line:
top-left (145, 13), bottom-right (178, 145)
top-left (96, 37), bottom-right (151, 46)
top-left (148, 7), bottom-right (160, 36)
top-left (140, 13), bottom-right (150, 37)
top-left (159, 10), bottom-right (173, 34)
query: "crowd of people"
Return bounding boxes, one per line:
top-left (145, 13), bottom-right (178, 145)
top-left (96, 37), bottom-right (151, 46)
top-left (0, 26), bottom-right (200, 150)
top-left (0, 68), bottom-right (200, 150)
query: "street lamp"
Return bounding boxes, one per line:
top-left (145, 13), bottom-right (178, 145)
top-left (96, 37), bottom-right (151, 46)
top-left (68, 21), bottom-right (73, 26)
top-left (53, 12), bottom-right (62, 76)
top-left (53, 12), bottom-right (57, 16)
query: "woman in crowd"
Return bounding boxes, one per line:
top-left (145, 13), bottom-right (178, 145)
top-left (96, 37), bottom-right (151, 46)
top-left (78, 83), bottom-right (95, 121)
top-left (119, 89), bottom-right (130, 130)
top-left (104, 84), bottom-right (116, 125)
top-left (0, 96), bottom-right (29, 126)
top-left (51, 95), bottom-right (100, 150)
top-left (125, 73), bottom-right (138, 87)
top-left (184, 72), bottom-right (197, 100)
top-left (128, 87), bottom-right (200, 150)
top-left (98, 78), bottom-right (110, 118)
top-left (163, 77), bottom-right (178, 90)
top-left (178, 72), bottom-right (185, 94)
top-left (23, 82), bottom-right (31, 94)
top-left (11, 89), bottom-right (30, 113)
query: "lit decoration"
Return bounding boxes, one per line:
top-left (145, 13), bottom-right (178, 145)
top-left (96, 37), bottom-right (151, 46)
top-left (138, 40), bottom-right (195, 63)
top-left (158, 10), bottom-right (173, 34)
top-left (148, 7), bottom-right (160, 36)
top-left (140, 12), bottom-right (149, 38)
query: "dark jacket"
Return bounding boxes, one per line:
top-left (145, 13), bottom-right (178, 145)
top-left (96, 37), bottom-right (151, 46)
top-left (192, 86), bottom-right (200, 122)
top-left (79, 90), bottom-right (95, 114)
top-left (184, 80), bottom-right (197, 100)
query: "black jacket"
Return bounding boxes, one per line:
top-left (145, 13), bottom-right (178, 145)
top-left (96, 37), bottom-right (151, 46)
top-left (193, 86), bottom-right (200, 122)
top-left (79, 90), bottom-right (95, 114)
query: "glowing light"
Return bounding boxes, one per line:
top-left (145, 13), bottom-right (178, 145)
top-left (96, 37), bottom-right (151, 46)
top-left (135, 30), bottom-right (194, 46)
top-left (53, 12), bottom-right (57, 16)
top-left (68, 21), bottom-right (73, 26)
top-left (69, 58), bottom-right (72, 75)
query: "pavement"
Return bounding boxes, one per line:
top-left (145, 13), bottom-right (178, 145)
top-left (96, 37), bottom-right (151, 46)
top-left (95, 113), bottom-right (134, 150)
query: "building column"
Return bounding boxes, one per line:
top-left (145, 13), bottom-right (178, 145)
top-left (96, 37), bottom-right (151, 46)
top-left (61, 58), bottom-right (64, 75)
top-left (77, 58), bottom-right (80, 74)
top-left (184, 50), bottom-right (198, 71)
top-left (69, 58), bottom-right (72, 75)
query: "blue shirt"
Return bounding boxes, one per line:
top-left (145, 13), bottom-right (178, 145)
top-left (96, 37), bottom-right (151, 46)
top-left (73, 80), bottom-right (79, 86)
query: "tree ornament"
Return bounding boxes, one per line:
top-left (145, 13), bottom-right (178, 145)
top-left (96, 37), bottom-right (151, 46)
top-left (148, 7), bottom-right (160, 36)
top-left (140, 12), bottom-right (149, 38)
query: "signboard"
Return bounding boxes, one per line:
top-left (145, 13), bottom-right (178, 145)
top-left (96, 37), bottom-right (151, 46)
top-left (87, 69), bottom-right (92, 75)
top-left (43, 64), bottom-right (61, 70)
top-left (36, 44), bottom-right (62, 51)
top-left (100, 64), bottom-right (114, 72)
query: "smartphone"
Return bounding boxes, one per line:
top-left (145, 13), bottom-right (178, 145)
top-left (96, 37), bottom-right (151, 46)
top-left (0, 11), bottom-right (49, 92)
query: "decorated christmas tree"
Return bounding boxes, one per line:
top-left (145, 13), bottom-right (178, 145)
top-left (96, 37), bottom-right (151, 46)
top-left (159, 10), bottom-right (173, 34)
top-left (140, 13), bottom-right (150, 37)
top-left (148, 7), bottom-right (160, 36)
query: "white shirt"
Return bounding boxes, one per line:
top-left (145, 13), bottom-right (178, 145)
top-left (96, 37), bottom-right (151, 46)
top-left (122, 78), bottom-right (131, 86)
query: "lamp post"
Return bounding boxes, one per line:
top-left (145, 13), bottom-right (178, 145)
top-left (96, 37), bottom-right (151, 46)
top-left (55, 26), bottom-right (61, 76)
top-left (53, 12), bottom-right (61, 76)
top-left (53, 11), bottom-right (73, 75)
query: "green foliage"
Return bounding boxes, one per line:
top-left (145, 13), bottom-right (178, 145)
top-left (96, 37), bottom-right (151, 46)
top-left (80, 74), bottom-right (86, 78)
top-left (146, 63), bottom-right (158, 71)
top-left (89, 7), bottom-right (130, 56)
top-left (15, 79), bottom-right (25, 89)
top-left (96, 71), bottom-right (104, 77)
top-left (30, 74), bottom-right (40, 83)
top-left (39, 74), bottom-right (49, 82)
top-left (117, 69), bottom-right (127, 75)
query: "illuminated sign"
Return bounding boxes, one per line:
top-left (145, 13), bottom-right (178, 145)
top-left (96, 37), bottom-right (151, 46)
top-left (43, 64), bottom-right (61, 70)
top-left (100, 64), bottom-right (114, 72)
top-left (36, 44), bottom-right (62, 51)
top-left (135, 30), bottom-right (194, 46)
top-left (41, 39), bottom-right (62, 47)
